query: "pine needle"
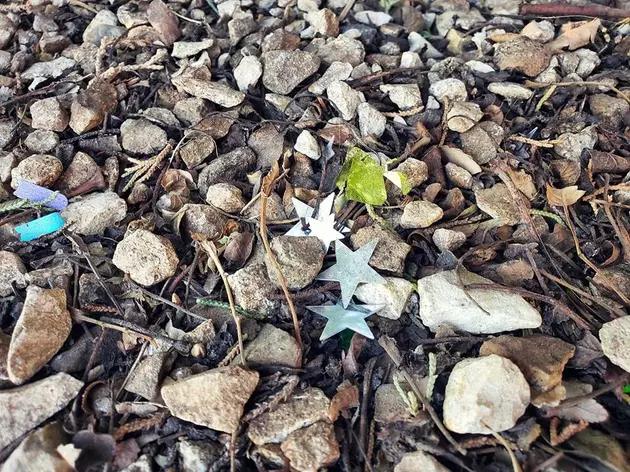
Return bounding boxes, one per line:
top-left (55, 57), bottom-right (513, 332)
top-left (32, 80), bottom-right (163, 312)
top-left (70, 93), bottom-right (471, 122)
top-left (196, 298), bottom-right (266, 320)
top-left (122, 142), bottom-right (172, 192)
top-left (0, 190), bottom-right (62, 214)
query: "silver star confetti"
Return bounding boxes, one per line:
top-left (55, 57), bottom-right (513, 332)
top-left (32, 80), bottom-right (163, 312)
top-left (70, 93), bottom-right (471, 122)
top-left (316, 240), bottom-right (386, 307)
top-left (285, 193), bottom-right (347, 251)
top-left (306, 301), bottom-right (383, 340)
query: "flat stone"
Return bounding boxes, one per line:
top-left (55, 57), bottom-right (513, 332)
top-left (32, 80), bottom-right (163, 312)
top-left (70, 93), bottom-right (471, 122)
top-left (351, 223), bottom-right (411, 275)
top-left (444, 355), bottom-right (530, 434)
top-left (417, 268), bottom-right (542, 334)
top-left (400, 200), bottom-right (444, 229)
top-left (429, 78), bottom-right (467, 104)
top-left (228, 16), bottom-right (258, 46)
top-left (248, 123), bottom-right (285, 169)
top-left (121, 119), bottom-right (168, 155)
top-left (206, 183), bottom-right (246, 213)
top-left (494, 37), bottom-right (552, 77)
top-left (397, 158), bottom-right (429, 188)
top-left (0, 374), bottom-right (83, 450)
top-left (21, 57), bottom-right (76, 82)
top-left (408, 32), bottom-right (443, 59)
top-left (173, 98), bottom-right (209, 126)
top-left (488, 82), bottom-right (534, 100)
top-left (172, 69), bottom-right (245, 108)
top-left (112, 229), bottom-right (179, 287)
top-left (446, 101), bottom-right (483, 132)
top-left (182, 204), bottom-right (227, 240)
top-left (172, 39), bottom-right (215, 59)
top-left (295, 130), bottom-right (321, 160)
top-left (234, 55), bottom-right (263, 92)
top-left (180, 133), bottom-right (216, 169)
top-left (459, 123), bottom-right (501, 165)
top-left (125, 342), bottom-right (173, 401)
top-left (243, 324), bottom-right (301, 368)
top-left (248, 388), bottom-right (330, 445)
top-left (56, 151), bottom-right (104, 195)
top-left (480, 335), bottom-right (575, 404)
top-left (82, 10), bottom-right (125, 46)
top-left (433, 228), bottom-right (466, 252)
top-left (395, 451), bottom-right (451, 472)
top-left (0, 153), bottom-right (16, 183)
top-left (374, 383), bottom-right (428, 423)
top-left (380, 84), bottom-right (422, 110)
top-left (143, 107), bottom-right (180, 127)
top-left (355, 10), bottom-right (392, 26)
top-left (599, 316), bottom-right (630, 373)
top-left (354, 277), bottom-right (413, 320)
top-left (69, 81), bottom-right (117, 134)
top-left (306, 8), bottom-right (339, 37)
top-left (307, 61), bottom-right (353, 95)
top-left (475, 183), bottom-right (522, 225)
top-left (281, 422), bottom-right (340, 472)
top-left (311, 36), bottom-right (365, 66)
top-left (228, 263), bottom-right (281, 315)
top-left (262, 50), bottom-right (321, 95)
top-left (554, 126), bottom-right (598, 162)
top-left (7, 287), bottom-right (72, 385)
top-left (357, 102), bottom-right (386, 137)
top-left (0, 14), bottom-right (17, 50)
top-left (1, 423), bottom-right (73, 472)
top-left (266, 236), bottom-right (325, 290)
top-left (10, 154), bottom-right (63, 189)
top-left (147, 0), bottom-right (181, 46)
top-left (162, 365), bottom-right (259, 433)
top-left (0, 120), bottom-right (15, 150)
top-left (327, 81), bottom-right (364, 120)
top-left (197, 147), bottom-right (257, 196)
top-left (30, 97), bottom-right (69, 132)
top-left (445, 162), bottom-right (473, 189)
top-left (589, 93), bottom-right (630, 129)
top-left (0, 251), bottom-right (27, 296)
top-left (400, 51), bottom-right (422, 68)
top-left (24, 130), bottom-right (59, 154)
top-left (62, 191), bottom-right (127, 235)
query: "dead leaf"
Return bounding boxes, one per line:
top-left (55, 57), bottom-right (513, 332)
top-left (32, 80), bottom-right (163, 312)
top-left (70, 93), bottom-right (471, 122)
top-left (589, 151), bottom-right (630, 174)
top-left (328, 381), bottom-right (360, 422)
top-left (506, 168), bottom-right (537, 200)
top-left (569, 429), bottom-right (630, 472)
top-left (569, 331), bottom-right (603, 369)
top-left (554, 399), bottom-right (609, 423)
top-left (223, 231), bottom-right (254, 269)
top-left (548, 19), bottom-right (600, 51)
top-left (488, 32), bottom-right (521, 43)
top-left (546, 184), bottom-right (585, 206)
top-left (551, 160), bottom-right (581, 186)
top-left (341, 333), bottom-right (366, 377)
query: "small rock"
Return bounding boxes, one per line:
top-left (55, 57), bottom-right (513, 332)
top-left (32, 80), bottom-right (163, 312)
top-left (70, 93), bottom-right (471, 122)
top-left (295, 130), bottom-right (321, 160)
top-left (178, 439), bottom-right (221, 472)
top-left (180, 133), bottom-right (216, 169)
top-left (521, 20), bottom-right (555, 42)
top-left (354, 277), bottom-right (413, 320)
top-left (374, 383), bottom-right (429, 423)
top-left (120, 455), bottom-right (153, 472)
top-left (266, 236), bottom-right (325, 290)
top-left (465, 60), bottom-right (495, 74)
top-left (265, 93), bottom-right (293, 112)
top-left (30, 97), bottom-right (69, 132)
top-left (0, 251), bottom-right (27, 296)
top-left (228, 263), bottom-right (280, 315)
top-left (173, 98), bottom-right (209, 126)
top-left (417, 268), bottom-right (542, 334)
top-left (24, 130), bottom-right (59, 154)
top-left (117, 2), bottom-right (148, 28)
top-left (475, 183), bottom-right (522, 225)
top-left (262, 50), bottom-right (321, 95)
top-left (112, 229), bottom-right (179, 286)
top-left (0, 120), bottom-right (15, 151)
top-left (396, 158), bottom-right (429, 188)
top-left (0, 373), bottom-right (83, 450)
top-left (206, 183), bottom-right (246, 213)
top-left (125, 342), bottom-right (173, 401)
top-left (480, 335), bottom-right (575, 402)
top-left (120, 119), bottom-right (168, 155)
top-left (228, 16), bottom-right (258, 46)
top-left (21, 57), bottom-right (76, 83)
top-left (281, 422), bottom-right (340, 472)
top-left (433, 228), bottom-right (466, 252)
top-left (198, 147), bottom-right (256, 196)
top-left (306, 8), bottom-right (339, 37)
top-left (162, 365), bottom-right (259, 433)
top-left (82, 10), bottom-right (125, 46)
top-left (261, 29), bottom-right (301, 53)
top-left (182, 204), bottom-right (227, 240)
top-left (128, 182), bottom-right (151, 205)
top-left (7, 287), bottom-right (71, 385)
top-left (408, 32), bottom-right (443, 59)
top-left (56, 151), bottom-right (104, 195)
top-left (1, 422), bottom-right (72, 472)
top-left (143, 107), bottom-right (180, 127)
top-left (400, 51), bottom-right (422, 69)
top-left (494, 37), bottom-right (552, 77)
top-left (327, 81), bottom-right (364, 120)
top-left (599, 316), bottom-right (630, 373)
top-left (172, 69), bottom-right (245, 108)
top-left (248, 123), bottom-right (285, 168)
top-left (488, 82), bottom-right (534, 100)
top-left (172, 39), bottom-right (214, 59)
top-left (248, 388), bottom-right (330, 445)
top-left (307, 61), bottom-right (353, 95)
top-left (0, 14), bottom-right (16, 50)
top-left (459, 123), bottom-right (501, 165)
top-left (0, 153), bottom-right (16, 183)
top-left (589, 93), bottom-right (630, 129)
top-left (446, 101), bottom-right (483, 132)
top-left (445, 162), bottom-right (473, 189)
top-left (69, 80), bottom-right (117, 135)
top-left (395, 451), bottom-right (451, 472)
top-left (496, 260), bottom-right (534, 286)
top-left (61, 192), bottom-right (127, 236)
top-left (554, 126), bottom-right (598, 162)
top-left (234, 55), bottom-right (263, 92)
top-left (355, 10), bottom-right (392, 26)
top-left (244, 324), bottom-right (301, 368)
top-left (10, 154), bottom-right (63, 189)
top-left (357, 102), bottom-right (386, 137)
top-left (428, 78), bottom-right (467, 104)
top-left (379, 84), bottom-right (422, 110)
top-left (147, 0), bottom-right (181, 46)
top-left (400, 200), bottom-right (444, 229)
top-left (575, 48), bottom-right (600, 77)
top-left (311, 36), bottom-right (365, 66)
top-left (351, 223), bottom-right (411, 275)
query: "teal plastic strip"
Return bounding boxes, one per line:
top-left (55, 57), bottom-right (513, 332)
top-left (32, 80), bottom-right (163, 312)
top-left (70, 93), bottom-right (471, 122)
top-left (15, 212), bottom-right (65, 242)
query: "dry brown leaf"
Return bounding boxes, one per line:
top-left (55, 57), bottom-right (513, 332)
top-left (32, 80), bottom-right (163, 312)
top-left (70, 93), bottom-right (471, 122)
top-left (223, 231), bottom-right (254, 269)
top-left (548, 19), bottom-right (600, 51)
top-left (551, 160), bottom-right (581, 186)
top-left (328, 381), bottom-right (360, 422)
top-left (546, 184), bottom-right (585, 206)
top-left (506, 168), bottom-right (537, 200)
top-left (487, 32), bottom-right (521, 43)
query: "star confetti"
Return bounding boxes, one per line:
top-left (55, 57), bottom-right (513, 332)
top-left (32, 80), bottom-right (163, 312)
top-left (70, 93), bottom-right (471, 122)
top-left (316, 240), bottom-right (386, 307)
top-left (285, 193), bottom-right (347, 251)
top-left (306, 301), bottom-right (383, 341)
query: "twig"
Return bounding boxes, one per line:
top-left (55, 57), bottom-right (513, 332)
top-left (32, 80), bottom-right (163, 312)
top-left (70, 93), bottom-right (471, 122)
top-left (130, 283), bottom-right (208, 321)
top-left (525, 81), bottom-right (630, 105)
top-left (0, 208), bottom-right (37, 228)
top-left (520, 3), bottom-right (630, 19)
top-left (483, 424), bottom-right (523, 472)
top-left (338, 0), bottom-right (357, 22)
top-left (548, 374), bottom-right (628, 410)
top-left (415, 336), bottom-right (484, 345)
top-left (196, 299), bottom-right (266, 320)
top-left (360, 357), bottom-right (377, 459)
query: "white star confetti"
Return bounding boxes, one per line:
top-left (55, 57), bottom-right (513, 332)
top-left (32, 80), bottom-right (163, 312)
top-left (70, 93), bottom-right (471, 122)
top-left (285, 193), bottom-right (347, 251)
top-left (306, 301), bottom-right (383, 341)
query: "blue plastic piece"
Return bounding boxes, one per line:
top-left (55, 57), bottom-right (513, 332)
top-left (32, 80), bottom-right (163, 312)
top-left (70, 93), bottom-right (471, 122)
top-left (14, 180), bottom-right (68, 211)
top-left (15, 212), bottom-right (65, 242)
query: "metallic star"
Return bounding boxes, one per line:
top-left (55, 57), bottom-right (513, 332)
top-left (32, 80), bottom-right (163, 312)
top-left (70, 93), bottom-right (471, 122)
top-left (316, 240), bottom-right (386, 307)
top-left (306, 301), bottom-right (383, 341)
top-left (285, 194), bottom-right (347, 251)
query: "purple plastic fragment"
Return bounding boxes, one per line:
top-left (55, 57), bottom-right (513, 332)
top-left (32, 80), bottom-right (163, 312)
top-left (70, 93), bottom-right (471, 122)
top-left (14, 180), bottom-right (68, 211)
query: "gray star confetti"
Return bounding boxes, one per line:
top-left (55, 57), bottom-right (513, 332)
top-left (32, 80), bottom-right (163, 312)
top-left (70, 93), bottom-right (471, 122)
top-left (306, 301), bottom-right (383, 340)
top-left (316, 240), bottom-right (386, 307)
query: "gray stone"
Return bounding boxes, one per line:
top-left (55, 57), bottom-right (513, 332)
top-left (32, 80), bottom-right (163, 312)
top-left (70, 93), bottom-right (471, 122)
top-left (357, 102), bottom-right (386, 137)
top-left (182, 204), bottom-right (227, 240)
top-left (0, 153), bottom-right (16, 183)
top-left (460, 124), bottom-right (499, 165)
top-left (178, 439), bottom-right (221, 472)
top-left (266, 236), bottom-right (324, 290)
top-left (446, 101), bottom-right (483, 132)
top-left (262, 50), bottom-right (321, 95)
top-left (121, 119), bottom-right (168, 155)
top-left (30, 97), bottom-right (69, 132)
top-left (172, 39), bottom-right (215, 58)
top-left (0, 251), bottom-right (27, 296)
top-left (600, 316), bottom-right (630, 373)
top-left (125, 342), bottom-right (173, 400)
top-left (312, 36), bottom-right (365, 66)
top-left (408, 32), bottom-right (443, 59)
top-left (429, 78), bottom-right (467, 104)
top-left (0, 14), bottom-right (16, 50)
top-left (206, 183), bottom-right (246, 213)
top-left (21, 57), bottom-right (76, 82)
top-left (198, 147), bottom-right (257, 196)
top-left (162, 365), bottom-right (259, 433)
top-left (173, 98), bottom-right (209, 126)
top-left (117, 2), bottom-right (149, 28)
top-left (397, 158), bottom-right (429, 187)
top-left (354, 277), bottom-right (413, 320)
top-left (327, 81), bottom-right (364, 120)
top-left (1, 423), bottom-right (73, 472)
top-left (307, 61), bottom-right (353, 95)
top-left (445, 162), bottom-right (473, 189)
top-left (0, 50), bottom-right (10, 73)
top-left (575, 48), bottom-right (600, 77)
top-left (417, 268), bottom-right (542, 334)
top-left (554, 125), bottom-right (597, 162)
top-left (228, 263), bottom-right (280, 315)
top-left (488, 82), bottom-right (534, 100)
top-left (180, 133), bottom-right (216, 169)
top-left (400, 201), bottom-right (444, 229)
top-left (432, 228), bottom-right (466, 252)
top-left (234, 55), bottom-right (263, 92)
top-left (395, 451), bottom-right (450, 472)
top-left (142, 107), bottom-right (180, 127)
top-left (0, 120), bottom-right (15, 150)
top-left (24, 130), bottom-right (59, 154)
top-left (62, 192), bottom-right (127, 235)
top-left (355, 10), bottom-right (392, 26)
top-left (281, 422), bottom-right (340, 472)
top-left (228, 16), bottom-right (258, 46)
top-left (380, 84), bottom-right (422, 110)
top-left (248, 123), bottom-right (285, 168)
top-left (443, 355), bottom-right (530, 434)
top-left (294, 130), bottom-right (320, 160)
top-left (82, 10), bottom-right (125, 46)
top-left (243, 324), bottom-right (301, 368)
top-left (351, 224), bottom-right (411, 275)
top-left (112, 229), bottom-right (179, 287)
top-left (400, 51), bottom-right (422, 69)
top-left (0, 373), bottom-right (83, 450)
top-left (589, 93), bottom-right (630, 129)
top-left (11, 154), bottom-right (63, 189)
top-left (172, 70), bottom-right (245, 108)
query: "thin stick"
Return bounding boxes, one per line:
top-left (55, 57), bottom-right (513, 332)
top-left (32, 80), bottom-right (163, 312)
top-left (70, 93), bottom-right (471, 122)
top-left (520, 3), bottom-right (630, 19)
top-left (525, 81), bottom-right (630, 105)
top-left (130, 283), bottom-right (208, 321)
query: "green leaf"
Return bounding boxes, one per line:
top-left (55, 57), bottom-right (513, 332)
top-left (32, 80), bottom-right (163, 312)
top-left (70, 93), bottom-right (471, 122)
top-left (384, 171), bottom-right (411, 195)
top-left (624, 384), bottom-right (630, 394)
top-left (336, 147), bottom-right (387, 206)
